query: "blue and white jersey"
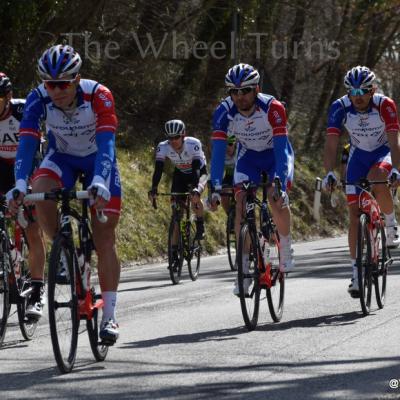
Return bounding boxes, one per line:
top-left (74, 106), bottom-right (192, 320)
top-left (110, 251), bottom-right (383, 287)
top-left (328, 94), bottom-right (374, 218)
top-left (327, 93), bottom-right (399, 152)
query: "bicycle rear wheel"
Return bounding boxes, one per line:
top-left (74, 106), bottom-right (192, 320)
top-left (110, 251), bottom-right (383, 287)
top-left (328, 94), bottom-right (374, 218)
top-left (87, 296), bottom-right (109, 361)
top-left (48, 236), bottom-right (79, 373)
top-left (237, 222), bottom-right (260, 331)
top-left (266, 232), bottom-right (285, 322)
top-left (188, 221), bottom-right (201, 281)
top-left (226, 207), bottom-right (237, 271)
top-left (0, 253), bottom-right (10, 345)
top-left (374, 224), bottom-right (389, 309)
top-left (357, 214), bottom-right (373, 316)
top-left (168, 219), bottom-right (183, 284)
top-left (17, 237), bottom-right (38, 340)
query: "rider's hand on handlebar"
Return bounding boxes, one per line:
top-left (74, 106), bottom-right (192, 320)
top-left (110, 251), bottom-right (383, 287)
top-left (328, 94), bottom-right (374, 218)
top-left (6, 188), bottom-right (25, 216)
top-left (88, 182), bottom-right (110, 211)
top-left (322, 171), bottom-right (338, 191)
top-left (273, 190), bottom-right (289, 209)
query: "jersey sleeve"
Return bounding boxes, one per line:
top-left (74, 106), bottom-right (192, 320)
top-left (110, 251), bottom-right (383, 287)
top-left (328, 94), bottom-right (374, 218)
top-left (327, 100), bottom-right (345, 135)
top-left (92, 84), bottom-right (118, 135)
top-left (380, 98), bottom-right (400, 134)
top-left (210, 103), bottom-right (229, 187)
top-left (267, 100), bottom-right (288, 136)
top-left (155, 142), bottom-right (167, 162)
top-left (19, 90), bottom-right (44, 140)
top-left (191, 139), bottom-right (202, 161)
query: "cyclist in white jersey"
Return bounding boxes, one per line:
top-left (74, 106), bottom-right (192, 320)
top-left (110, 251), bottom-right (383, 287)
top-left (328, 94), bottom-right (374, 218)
top-left (323, 65), bottom-right (400, 298)
top-left (149, 119), bottom-right (207, 241)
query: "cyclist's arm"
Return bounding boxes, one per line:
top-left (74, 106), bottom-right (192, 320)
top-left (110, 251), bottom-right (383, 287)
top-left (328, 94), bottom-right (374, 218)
top-left (210, 103), bottom-right (229, 189)
top-left (151, 160), bottom-right (164, 189)
top-left (191, 158), bottom-right (201, 188)
top-left (324, 100), bottom-right (345, 173)
top-left (15, 90), bottom-right (44, 193)
top-left (92, 85), bottom-right (118, 188)
top-left (269, 100), bottom-right (290, 191)
top-left (382, 98), bottom-right (400, 169)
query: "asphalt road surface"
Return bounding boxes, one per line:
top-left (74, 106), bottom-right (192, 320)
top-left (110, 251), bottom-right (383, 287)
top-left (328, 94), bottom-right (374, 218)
top-left (1, 235), bottom-right (400, 400)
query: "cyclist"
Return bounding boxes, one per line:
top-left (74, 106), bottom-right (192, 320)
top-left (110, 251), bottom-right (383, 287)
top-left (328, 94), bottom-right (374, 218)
top-left (220, 134), bottom-right (236, 216)
top-left (148, 119), bottom-right (207, 244)
top-left (0, 72), bottom-right (46, 320)
top-left (322, 65), bottom-right (400, 298)
top-left (7, 45), bottom-right (122, 343)
top-left (208, 63), bottom-right (295, 295)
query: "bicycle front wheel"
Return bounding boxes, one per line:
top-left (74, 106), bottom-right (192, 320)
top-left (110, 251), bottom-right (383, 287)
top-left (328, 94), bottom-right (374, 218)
top-left (168, 219), bottom-right (183, 285)
top-left (188, 222), bottom-right (201, 281)
top-left (226, 207), bottom-right (237, 271)
top-left (237, 222), bottom-right (260, 331)
top-left (266, 231), bottom-right (285, 322)
top-left (357, 214), bottom-right (373, 316)
top-left (48, 236), bottom-right (79, 373)
top-left (87, 299), bottom-right (109, 361)
top-left (374, 223), bottom-right (389, 309)
top-left (0, 253), bottom-right (10, 345)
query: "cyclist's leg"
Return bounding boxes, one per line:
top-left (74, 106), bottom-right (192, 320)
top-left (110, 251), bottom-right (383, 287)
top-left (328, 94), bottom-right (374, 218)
top-left (368, 148), bottom-right (399, 247)
top-left (171, 169), bottom-right (187, 246)
top-left (346, 148), bottom-right (371, 294)
top-left (87, 158), bottom-right (121, 342)
top-left (191, 167), bottom-right (207, 240)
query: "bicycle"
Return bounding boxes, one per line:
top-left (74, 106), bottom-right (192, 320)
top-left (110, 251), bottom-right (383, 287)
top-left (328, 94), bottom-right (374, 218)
top-left (24, 184), bottom-right (109, 373)
top-left (345, 178), bottom-right (393, 316)
top-left (153, 192), bottom-right (202, 285)
top-left (221, 187), bottom-right (237, 272)
top-left (237, 177), bottom-right (285, 331)
top-left (0, 196), bottom-right (38, 345)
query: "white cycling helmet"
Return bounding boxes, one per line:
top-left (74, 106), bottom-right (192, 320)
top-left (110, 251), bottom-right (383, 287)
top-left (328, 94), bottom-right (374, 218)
top-left (38, 44), bottom-right (82, 80)
top-left (165, 119), bottom-right (185, 138)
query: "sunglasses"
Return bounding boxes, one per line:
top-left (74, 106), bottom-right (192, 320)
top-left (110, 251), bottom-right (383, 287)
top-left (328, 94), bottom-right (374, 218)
top-left (229, 87), bottom-right (254, 96)
top-left (44, 79), bottom-right (75, 90)
top-left (168, 136), bottom-right (182, 141)
top-left (348, 88), bottom-right (370, 96)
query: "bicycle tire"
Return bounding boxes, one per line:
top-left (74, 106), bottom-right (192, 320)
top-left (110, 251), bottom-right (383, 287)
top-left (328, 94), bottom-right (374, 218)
top-left (226, 207), bottom-right (237, 271)
top-left (266, 231), bottom-right (285, 322)
top-left (188, 221), bottom-right (201, 281)
top-left (168, 218), bottom-right (183, 284)
top-left (0, 252), bottom-right (10, 345)
top-left (17, 237), bottom-right (38, 340)
top-left (48, 236), bottom-right (79, 373)
top-left (237, 222), bottom-right (260, 331)
top-left (374, 224), bottom-right (388, 309)
top-left (357, 214), bottom-right (373, 316)
top-left (87, 300), bottom-right (109, 361)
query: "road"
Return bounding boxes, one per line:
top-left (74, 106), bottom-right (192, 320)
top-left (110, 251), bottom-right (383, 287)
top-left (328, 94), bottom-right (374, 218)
top-left (1, 235), bottom-right (400, 400)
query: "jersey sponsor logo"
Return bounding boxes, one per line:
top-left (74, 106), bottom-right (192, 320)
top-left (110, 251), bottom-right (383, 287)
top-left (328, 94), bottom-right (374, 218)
top-left (272, 110), bottom-right (282, 124)
top-left (104, 100), bottom-right (112, 108)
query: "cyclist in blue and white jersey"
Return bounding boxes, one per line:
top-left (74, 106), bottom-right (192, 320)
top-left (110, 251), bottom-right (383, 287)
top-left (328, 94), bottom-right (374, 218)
top-left (209, 63), bottom-right (295, 295)
top-left (323, 65), bottom-right (400, 298)
top-left (149, 119), bottom-right (207, 241)
top-left (7, 45), bottom-right (121, 343)
top-left (0, 72), bottom-right (46, 319)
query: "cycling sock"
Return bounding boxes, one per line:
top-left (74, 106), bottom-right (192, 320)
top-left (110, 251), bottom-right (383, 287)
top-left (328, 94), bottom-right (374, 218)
top-left (351, 260), bottom-right (357, 279)
top-left (30, 280), bottom-right (44, 302)
top-left (384, 212), bottom-right (397, 227)
top-left (102, 291), bottom-right (117, 322)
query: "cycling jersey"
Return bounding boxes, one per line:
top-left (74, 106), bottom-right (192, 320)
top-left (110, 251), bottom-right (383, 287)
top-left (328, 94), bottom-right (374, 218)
top-left (15, 79), bottom-right (121, 213)
top-left (327, 93), bottom-right (400, 152)
top-left (210, 93), bottom-right (294, 190)
top-left (156, 137), bottom-right (206, 172)
top-left (0, 99), bottom-right (25, 163)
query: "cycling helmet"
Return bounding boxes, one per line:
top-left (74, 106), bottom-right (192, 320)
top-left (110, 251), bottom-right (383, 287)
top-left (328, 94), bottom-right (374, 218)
top-left (38, 45), bottom-right (82, 80)
top-left (225, 63), bottom-right (260, 88)
top-left (165, 119), bottom-right (185, 138)
top-left (0, 72), bottom-right (12, 96)
top-left (344, 66), bottom-right (376, 90)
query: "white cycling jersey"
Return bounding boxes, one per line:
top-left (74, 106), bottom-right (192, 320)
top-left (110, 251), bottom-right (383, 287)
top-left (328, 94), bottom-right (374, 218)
top-left (156, 136), bottom-right (206, 174)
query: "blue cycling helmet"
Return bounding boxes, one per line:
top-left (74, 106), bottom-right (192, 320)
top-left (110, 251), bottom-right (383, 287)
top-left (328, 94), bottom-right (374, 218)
top-left (344, 66), bottom-right (376, 90)
top-left (225, 63), bottom-right (260, 88)
top-left (38, 45), bottom-right (82, 80)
